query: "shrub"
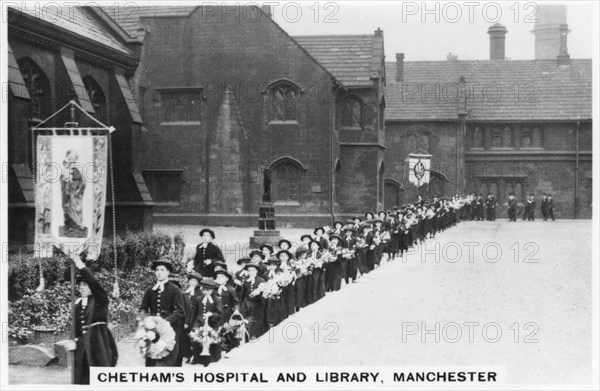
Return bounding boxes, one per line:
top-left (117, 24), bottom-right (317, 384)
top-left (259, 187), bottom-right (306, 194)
top-left (8, 230), bottom-right (187, 343)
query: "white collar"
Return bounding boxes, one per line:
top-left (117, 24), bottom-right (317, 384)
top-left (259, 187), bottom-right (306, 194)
top-left (76, 297), bottom-right (88, 306)
top-left (202, 295), bottom-right (214, 304)
top-left (218, 285), bottom-right (228, 293)
top-left (153, 281), bottom-right (167, 291)
top-left (185, 286), bottom-right (195, 294)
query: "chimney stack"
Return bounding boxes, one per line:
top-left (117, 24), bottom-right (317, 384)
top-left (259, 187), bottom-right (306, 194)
top-left (487, 23), bottom-right (507, 60)
top-left (395, 53), bottom-right (404, 82)
top-left (531, 5), bottom-right (567, 60)
top-left (557, 23), bottom-right (571, 66)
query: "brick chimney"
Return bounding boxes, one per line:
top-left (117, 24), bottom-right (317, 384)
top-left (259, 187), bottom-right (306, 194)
top-left (557, 23), bottom-right (571, 66)
top-left (487, 23), bottom-right (507, 60)
top-left (395, 53), bottom-right (404, 82)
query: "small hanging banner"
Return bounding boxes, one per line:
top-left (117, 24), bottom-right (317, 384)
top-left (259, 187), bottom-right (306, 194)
top-left (35, 133), bottom-right (108, 259)
top-left (407, 153), bottom-right (432, 186)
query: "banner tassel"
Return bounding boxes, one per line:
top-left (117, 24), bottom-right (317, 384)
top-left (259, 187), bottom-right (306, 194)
top-left (35, 258), bottom-right (45, 292)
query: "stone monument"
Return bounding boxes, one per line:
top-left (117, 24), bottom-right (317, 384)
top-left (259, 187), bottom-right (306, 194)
top-left (249, 168), bottom-right (282, 247)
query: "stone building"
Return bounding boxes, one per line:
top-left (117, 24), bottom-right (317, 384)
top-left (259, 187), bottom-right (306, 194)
top-left (384, 14), bottom-right (592, 218)
top-left (7, 6), bottom-right (152, 248)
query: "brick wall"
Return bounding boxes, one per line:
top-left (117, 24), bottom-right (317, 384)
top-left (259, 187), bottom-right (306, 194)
top-left (138, 7), bottom-right (336, 217)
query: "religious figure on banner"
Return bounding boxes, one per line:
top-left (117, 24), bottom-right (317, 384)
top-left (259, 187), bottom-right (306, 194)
top-left (59, 149), bottom-right (88, 238)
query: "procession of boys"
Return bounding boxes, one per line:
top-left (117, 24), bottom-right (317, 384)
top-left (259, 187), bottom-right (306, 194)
top-left (70, 192), bottom-right (556, 383)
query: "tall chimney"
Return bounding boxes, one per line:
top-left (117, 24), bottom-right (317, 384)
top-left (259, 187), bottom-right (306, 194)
top-left (395, 53), bottom-right (404, 82)
top-left (487, 23), bottom-right (507, 60)
top-left (531, 5), bottom-right (567, 60)
top-left (557, 23), bottom-right (571, 65)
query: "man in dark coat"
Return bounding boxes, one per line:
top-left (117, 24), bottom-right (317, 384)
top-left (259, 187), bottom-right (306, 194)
top-left (541, 193), bottom-right (549, 220)
top-left (193, 228), bottom-right (225, 278)
top-left (547, 194), bottom-right (556, 221)
top-left (507, 193), bottom-right (517, 222)
top-left (527, 193), bottom-right (537, 221)
top-left (70, 253), bottom-right (118, 384)
top-left (139, 259), bottom-right (186, 367)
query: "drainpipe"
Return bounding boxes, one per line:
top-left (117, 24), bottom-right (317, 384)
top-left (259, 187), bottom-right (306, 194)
top-left (330, 80), bottom-right (337, 225)
top-left (575, 121), bottom-right (580, 218)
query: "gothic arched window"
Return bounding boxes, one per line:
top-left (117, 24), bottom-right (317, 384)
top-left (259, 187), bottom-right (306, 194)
top-left (83, 76), bottom-right (107, 123)
top-left (268, 80), bottom-right (300, 121)
top-left (18, 58), bottom-right (51, 122)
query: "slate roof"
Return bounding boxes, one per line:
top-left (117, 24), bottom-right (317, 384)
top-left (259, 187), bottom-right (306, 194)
top-left (293, 33), bottom-right (384, 87)
top-left (385, 59), bottom-right (592, 121)
top-left (100, 6), bottom-right (198, 40)
top-left (12, 6), bottom-right (131, 54)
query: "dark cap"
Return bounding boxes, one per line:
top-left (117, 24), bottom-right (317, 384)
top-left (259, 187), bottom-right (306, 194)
top-left (199, 228), bottom-right (215, 239)
top-left (151, 258), bottom-right (173, 272)
top-left (199, 278), bottom-right (219, 289)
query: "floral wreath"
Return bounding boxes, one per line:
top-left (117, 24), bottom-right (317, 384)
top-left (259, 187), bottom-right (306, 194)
top-left (133, 316), bottom-right (176, 360)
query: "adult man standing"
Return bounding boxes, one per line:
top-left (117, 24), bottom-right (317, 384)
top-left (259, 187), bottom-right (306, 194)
top-left (192, 228), bottom-right (225, 278)
top-left (547, 194), bottom-right (555, 221)
top-left (507, 193), bottom-right (517, 222)
top-left (139, 259), bottom-right (186, 367)
top-left (527, 193), bottom-right (537, 221)
top-left (541, 193), bottom-right (549, 220)
top-left (485, 194), bottom-right (496, 221)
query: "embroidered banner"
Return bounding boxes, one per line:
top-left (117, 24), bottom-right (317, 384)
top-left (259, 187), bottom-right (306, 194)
top-left (407, 153), bottom-right (432, 186)
top-left (35, 134), bottom-right (108, 259)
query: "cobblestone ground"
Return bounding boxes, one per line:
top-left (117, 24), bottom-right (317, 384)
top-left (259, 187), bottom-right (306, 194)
top-left (9, 220), bottom-right (593, 385)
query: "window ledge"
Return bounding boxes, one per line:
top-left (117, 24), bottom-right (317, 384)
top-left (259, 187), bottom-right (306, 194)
top-left (268, 120), bottom-right (299, 126)
top-left (274, 201), bottom-right (301, 206)
top-left (153, 201), bottom-right (181, 207)
top-left (159, 121), bottom-right (202, 126)
top-left (340, 126), bottom-right (363, 131)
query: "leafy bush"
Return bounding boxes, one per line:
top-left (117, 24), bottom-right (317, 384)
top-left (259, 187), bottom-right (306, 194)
top-left (8, 230), bottom-right (187, 344)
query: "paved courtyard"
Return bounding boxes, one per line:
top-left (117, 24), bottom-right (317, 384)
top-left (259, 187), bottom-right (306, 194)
top-left (10, 220), bottom-right (593, 385)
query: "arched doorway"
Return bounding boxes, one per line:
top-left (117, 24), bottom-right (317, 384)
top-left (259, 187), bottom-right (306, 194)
top-left (428, 169), bottom-right (450, 198)
top-left (384, 178), bottom-right (403, 209)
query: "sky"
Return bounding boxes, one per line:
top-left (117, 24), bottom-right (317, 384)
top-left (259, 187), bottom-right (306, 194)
top-left (272, 1), bottom-right (596, 61)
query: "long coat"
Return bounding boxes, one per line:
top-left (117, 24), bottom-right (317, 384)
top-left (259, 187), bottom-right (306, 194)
top-left (181, 286), bottom-right (202, 359)
top-left (264, 268), bottom-right (286, 326)
top-left (191, 293), bottom-right (222, 366)
top-left (216, 285), bottom-right (239, 326)
top-left (240, 277), bottom-right (267, 338)
top-left (140, 281), bottom-right (186, 366)
top-left (73, 267), bottom-right (118, 385)
top-left (193, 242), bottom-right (225, 278)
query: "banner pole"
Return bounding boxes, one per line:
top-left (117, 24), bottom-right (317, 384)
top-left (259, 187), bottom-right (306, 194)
top-left (70, 260), bottom-right (76, 384)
